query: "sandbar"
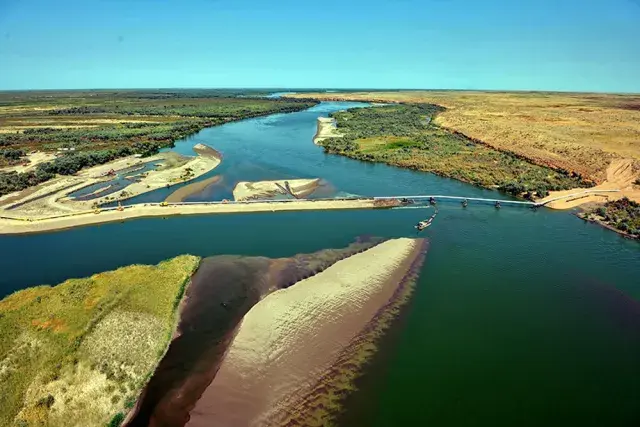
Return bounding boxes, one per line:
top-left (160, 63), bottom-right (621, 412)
top-left (233, 178), bottom-right (321, 201)
top-left (187, 238), bottom-right (425, 427)
top-left (165, 175), bottom-right (222, 203)
top-left (313, 117), bottom-right (343, 145)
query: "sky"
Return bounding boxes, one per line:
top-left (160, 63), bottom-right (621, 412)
top-left (1, 0), bottom-right (639, 92)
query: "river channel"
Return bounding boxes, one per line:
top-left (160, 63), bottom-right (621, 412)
top-left (1, 102), bottom-right (639, 426)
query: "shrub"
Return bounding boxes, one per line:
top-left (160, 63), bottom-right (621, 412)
top-left (108, 413), bottom-right (125, 427)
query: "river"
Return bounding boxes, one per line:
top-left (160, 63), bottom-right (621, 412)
top-left (1, 102), bottom-right (639, 426)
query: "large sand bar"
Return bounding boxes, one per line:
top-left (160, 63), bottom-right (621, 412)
top-left (186, 238), bottom-right (424, 427)
top-left (233, 178), bottom-right (321, 201)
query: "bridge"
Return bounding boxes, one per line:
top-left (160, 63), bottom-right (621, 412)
top-left (0, 189), bottom-right (621, 236)
top-left (373, 189), bottom-right (621, 208)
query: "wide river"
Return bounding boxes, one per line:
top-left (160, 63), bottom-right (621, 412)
top-left (1, 102), bottom-right (639, 426)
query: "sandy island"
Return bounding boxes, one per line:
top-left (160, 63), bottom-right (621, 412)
top-left (186, 238), bottom-right (426, 427)
top-left (313, 117), bottom-right (343, 145)
top-left (233, 178), bottom-right (322, 201)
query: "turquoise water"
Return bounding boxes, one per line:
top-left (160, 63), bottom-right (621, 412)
top-left (0, 102), bottom-right (639, 425)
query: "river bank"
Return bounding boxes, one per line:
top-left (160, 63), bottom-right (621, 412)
top-left (285, 91), bottom-right (640, 186)
top-left (311, 104), bottom-right (591, 205)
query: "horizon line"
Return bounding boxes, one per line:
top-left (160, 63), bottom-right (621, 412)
top-left (0, 87), bottom-right (639, 96)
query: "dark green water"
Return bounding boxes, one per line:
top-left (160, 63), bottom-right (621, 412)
top-left (1, 102), bottom-right (639, 426)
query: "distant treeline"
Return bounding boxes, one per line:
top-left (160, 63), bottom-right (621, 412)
top-left (319, 104), bottom-right (588, 198)
top-left (1, 121), bottom-right (206, 148)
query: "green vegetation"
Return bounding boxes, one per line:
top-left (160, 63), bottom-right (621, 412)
top-left (585, 197), bottom-right (640, 237)
top-left (0, 255), bottom-right (200, 427)
top-left (0, 149), bottom-right (26, 166)
top-left (319, 104), bottom-right (589, 197)
top-left (0, 90), bottom-right (317, 196)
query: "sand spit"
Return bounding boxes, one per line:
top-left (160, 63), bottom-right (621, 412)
top-left (313, 117), bottom-right (342, 145)
top-left (233, 178), bottom-right (322, 201)
top-left (0, 199), bottom-right (376, 235)
top-left (165, 176), bottom-right (222, 203)
top-left (187, 238), bottom-right (427, 427)
top-left (124, 238), bottom-right (385, 427)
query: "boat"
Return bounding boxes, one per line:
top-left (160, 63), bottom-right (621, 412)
top-left (415, 220), bottom-right (432, 231)
top-left (415, 208), bottom-right (438, 231)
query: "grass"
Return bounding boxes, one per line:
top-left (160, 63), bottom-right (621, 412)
top-left (289, 91), bottom-right (640, 184)
top-left (319, 104), bottom-right (587, 197)
top-left (0, 255), bottom-right (200, 427)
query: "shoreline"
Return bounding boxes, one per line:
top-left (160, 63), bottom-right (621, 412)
top-left (0, 199), bottom-right (377, 235)
top-left (576, 211), bottom-right (639, 240)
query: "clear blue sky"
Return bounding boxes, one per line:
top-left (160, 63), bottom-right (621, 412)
top-left (1, 0), bottom-right (639, 92)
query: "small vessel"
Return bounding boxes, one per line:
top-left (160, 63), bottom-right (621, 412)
top-left (415, 220), bottom-right (432, 231)
top-left (415, 207), bottom-right (438, 232)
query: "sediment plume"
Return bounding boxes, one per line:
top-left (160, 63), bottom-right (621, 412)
top-left (186, 237), bottom-right (427, 427)
top-left (124, 237), bottom-right (386, 427)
